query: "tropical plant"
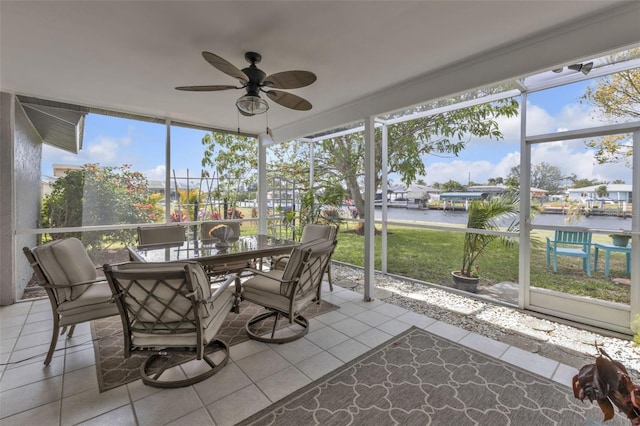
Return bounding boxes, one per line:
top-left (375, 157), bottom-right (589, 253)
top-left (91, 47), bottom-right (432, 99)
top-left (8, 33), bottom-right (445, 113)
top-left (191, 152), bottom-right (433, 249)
top-left (283, 185), bottom-right (345, 241)
top-left (41, 164), bottom-right (152, 250)
top-left (573, 345), bottom-right (640, 424)
top-left (175, 188), bottom-right (205, 222)
top-left (459, 193), bottom-right (519, 277)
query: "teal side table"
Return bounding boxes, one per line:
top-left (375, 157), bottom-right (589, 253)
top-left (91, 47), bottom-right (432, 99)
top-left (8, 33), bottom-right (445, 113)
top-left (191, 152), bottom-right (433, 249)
top-left (593, 242), bottom-right (631, 278)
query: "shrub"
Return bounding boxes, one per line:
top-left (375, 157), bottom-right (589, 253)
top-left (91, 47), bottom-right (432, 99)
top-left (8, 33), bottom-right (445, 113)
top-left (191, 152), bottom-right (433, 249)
top-left (41, 164), bottom-right (152, 250)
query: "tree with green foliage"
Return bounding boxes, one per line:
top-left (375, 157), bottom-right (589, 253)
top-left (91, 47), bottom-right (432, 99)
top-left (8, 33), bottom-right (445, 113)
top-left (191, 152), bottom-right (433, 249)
top-left (581, 48), bottom-right (639, 165)
top-left (531, 162), bottom-right (564, 194)
top-left (441, 180), bottom-right (466, 192)
top-left (595, 185), bottom-right (608, 199)
top-left (41, 164), bottom-right (155, 250)
top-left (201, 132), bottom-right (258, 218)
top-left (571, 178), bottom-right (598, 189)
top-left (312, 98), bottom-right (519, 230)
top-left (508, 163), bottom-right (564, 194)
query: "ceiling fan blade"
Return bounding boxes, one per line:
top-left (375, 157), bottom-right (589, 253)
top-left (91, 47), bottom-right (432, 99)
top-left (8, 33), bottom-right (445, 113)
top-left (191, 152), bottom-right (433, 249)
top-left (265, 90), bottom-right (312, 111)
top-left (175, 85), bottom-right (238, 91)
top-left (202, 52), bottom-right (249, 82)
top-left (264, 71), bottom-right (317, 89)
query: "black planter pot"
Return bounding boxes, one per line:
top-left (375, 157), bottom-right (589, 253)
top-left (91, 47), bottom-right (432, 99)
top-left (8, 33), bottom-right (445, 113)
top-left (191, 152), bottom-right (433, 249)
top-left (451, 271), bottom-right (479, 293)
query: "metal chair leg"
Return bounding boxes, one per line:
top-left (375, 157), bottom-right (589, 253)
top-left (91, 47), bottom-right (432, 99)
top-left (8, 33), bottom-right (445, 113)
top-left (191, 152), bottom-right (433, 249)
top-left (45, 316), bottom-right (60, 366)
top-left (140, 339), bottom-right (230, 388)
top-left (246, 311), bottom-right (309, 344)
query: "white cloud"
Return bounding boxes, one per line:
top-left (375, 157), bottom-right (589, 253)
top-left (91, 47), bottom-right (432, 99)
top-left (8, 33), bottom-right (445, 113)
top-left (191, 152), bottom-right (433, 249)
top-left (87, 136), bottom-right (119, 162)
top-left (144, 165), bottom-right (166, 181)
top-left (42, 131), bottom-right (133, 168)
top-left (532, 140), bottom-right (632, 183)
top-left (423, 159), bottom-right (509, 185)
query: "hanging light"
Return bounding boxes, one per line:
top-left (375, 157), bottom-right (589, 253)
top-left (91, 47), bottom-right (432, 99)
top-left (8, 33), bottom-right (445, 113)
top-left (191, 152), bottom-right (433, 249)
top-left (236, 94), bottom-right (269, 115)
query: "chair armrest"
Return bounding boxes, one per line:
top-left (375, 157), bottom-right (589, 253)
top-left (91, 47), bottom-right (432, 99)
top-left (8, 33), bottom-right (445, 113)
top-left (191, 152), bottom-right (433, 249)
top-left (40, 278), bottom-right (105, 289)
top-left (239, 268), bottom-right (295, 283)
top-left (205, 274), bottom-right (235, 304)
top-left (272, 254), bottom-right (290, 264)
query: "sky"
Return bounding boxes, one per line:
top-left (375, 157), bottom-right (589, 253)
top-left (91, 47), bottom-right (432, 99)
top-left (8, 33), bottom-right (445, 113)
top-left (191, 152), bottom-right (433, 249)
top-left (42, 76), bottom-right (634, 189)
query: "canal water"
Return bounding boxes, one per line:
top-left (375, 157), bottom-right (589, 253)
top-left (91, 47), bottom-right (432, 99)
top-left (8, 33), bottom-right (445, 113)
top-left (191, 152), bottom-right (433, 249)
top-left (374, 207), bottom-right (632, 231)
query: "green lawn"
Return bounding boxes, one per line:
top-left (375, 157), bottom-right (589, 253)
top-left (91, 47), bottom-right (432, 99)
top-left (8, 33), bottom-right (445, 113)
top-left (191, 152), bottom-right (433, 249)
top-left (332, 225), bottom-right (631, 304)
top-left (82, 219), bottom-right (631, 305)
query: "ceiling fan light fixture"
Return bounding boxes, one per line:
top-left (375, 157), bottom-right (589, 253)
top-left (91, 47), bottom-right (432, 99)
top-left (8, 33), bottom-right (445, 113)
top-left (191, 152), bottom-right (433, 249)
top-left (236, 94), bottom-right (269, 115)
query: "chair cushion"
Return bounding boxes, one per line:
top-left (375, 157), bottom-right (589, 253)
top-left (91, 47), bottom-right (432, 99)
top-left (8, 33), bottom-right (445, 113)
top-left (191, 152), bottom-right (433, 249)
top-left (131, 286), bottom-right (235, 347)
top-left (273, 225), bottom-right (335, 272)
top-left (110, 261), bottom-right (235, 348)
top-left (242, 270), bottom-right (315, 314)
top-left (32, 238), bottom-right (97, 302)
top-left (301, 224), bottom-right (334, 243)
top-left (113, 262), bottom-right (206, 322)
top-left (137, 225), bottom-right (185, 246)
top-left (282, 238), bottom-right (332, 283)
top-left (282, 239), bottom-right (334, 286)
top-left (57, 280), bottom-right (118, 324)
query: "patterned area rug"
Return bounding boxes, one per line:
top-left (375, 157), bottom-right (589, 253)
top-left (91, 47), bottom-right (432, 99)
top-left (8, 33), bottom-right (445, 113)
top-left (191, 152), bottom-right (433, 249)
top-left (238, 326), bottom-right (628, 426)
top-left (91, 300), bottom-right (338, 392)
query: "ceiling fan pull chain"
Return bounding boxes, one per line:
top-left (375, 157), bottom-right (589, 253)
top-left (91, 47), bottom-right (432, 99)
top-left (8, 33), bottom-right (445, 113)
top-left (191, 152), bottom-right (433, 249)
top-left (265, 110), bottom-right (270, 137)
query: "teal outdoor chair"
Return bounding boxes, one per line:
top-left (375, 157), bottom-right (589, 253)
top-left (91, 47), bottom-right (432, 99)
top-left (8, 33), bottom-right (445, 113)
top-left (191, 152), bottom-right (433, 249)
top-left (546, 230), bottom-right (592, 276)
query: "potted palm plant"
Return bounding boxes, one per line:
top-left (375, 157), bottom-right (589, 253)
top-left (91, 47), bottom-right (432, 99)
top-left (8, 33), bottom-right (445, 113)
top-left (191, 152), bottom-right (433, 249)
top-left (452, 193), bottom-right (520, 293)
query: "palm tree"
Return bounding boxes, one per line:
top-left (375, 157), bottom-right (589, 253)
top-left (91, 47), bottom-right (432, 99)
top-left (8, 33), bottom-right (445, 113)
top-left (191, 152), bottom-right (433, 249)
top-left (459, 193), bottom-right (520, 277)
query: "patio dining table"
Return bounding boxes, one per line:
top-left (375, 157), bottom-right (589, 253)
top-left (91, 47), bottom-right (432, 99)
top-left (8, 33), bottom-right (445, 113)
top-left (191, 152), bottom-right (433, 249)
top-left (127, 234), bottom-right (299, 277)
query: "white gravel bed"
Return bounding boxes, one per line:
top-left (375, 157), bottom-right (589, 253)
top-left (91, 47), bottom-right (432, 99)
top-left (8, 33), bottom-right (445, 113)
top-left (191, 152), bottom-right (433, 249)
top-left (331, 263), bottom-right (640, 382)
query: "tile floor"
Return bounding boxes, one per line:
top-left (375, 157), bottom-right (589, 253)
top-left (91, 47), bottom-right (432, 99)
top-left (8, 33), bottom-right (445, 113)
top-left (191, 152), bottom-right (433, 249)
top-left (0, 283), bottom-right (578, 425)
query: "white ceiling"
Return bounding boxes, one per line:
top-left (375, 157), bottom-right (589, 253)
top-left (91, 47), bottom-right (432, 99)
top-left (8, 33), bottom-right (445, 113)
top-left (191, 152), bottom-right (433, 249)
top-left (2, 1), bottom-right (639, 141)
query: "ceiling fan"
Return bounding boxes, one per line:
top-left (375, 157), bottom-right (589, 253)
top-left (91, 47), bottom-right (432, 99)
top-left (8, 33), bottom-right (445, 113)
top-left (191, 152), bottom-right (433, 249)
top-left (176, 51), bottom-right (317, 116)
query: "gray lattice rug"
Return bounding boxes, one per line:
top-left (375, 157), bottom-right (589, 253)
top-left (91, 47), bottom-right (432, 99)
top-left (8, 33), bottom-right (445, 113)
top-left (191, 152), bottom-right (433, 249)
top-left (238, 326), bottom-right (628, 426)
top-left (90, 300), bottom-right (338, 392)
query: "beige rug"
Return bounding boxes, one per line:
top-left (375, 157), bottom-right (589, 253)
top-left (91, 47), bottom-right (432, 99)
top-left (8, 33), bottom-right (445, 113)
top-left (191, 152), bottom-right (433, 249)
top-left (91, 300), bottom-right (338, 392)
top-left (238, 326), bottom-right (628, 425)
